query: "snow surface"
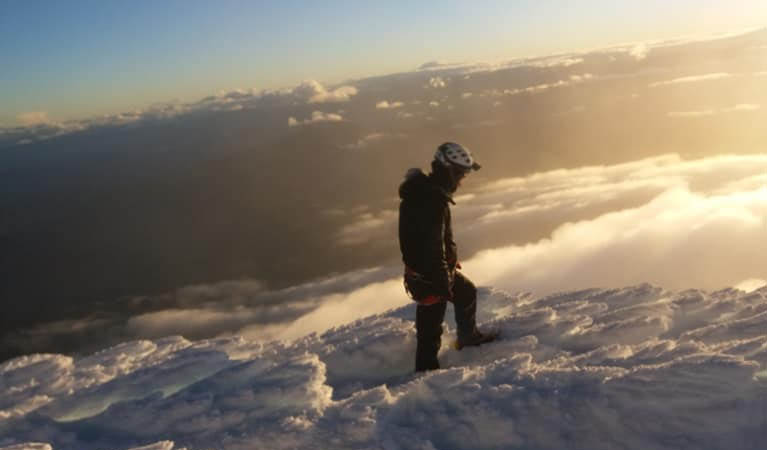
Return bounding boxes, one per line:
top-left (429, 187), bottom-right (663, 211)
top-left (2, 284), bottom-right (767, 450)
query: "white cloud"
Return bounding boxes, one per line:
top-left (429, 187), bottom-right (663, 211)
top-left (668, 104), bottom-right (760, 118)
top-left (264, 277), bottom-right (406, 342)
top-left (553, 105), bottom-right (586, 117)
top-left (629, 43), bottom-right (649, 61)
top-left (480, 73), bottom-right (594, 98)
top-left (415, 54), bottom-right (584, 78)
top-left (429, 101), bottom-right (440, 107)
top-left (292, 80), bottom-right (358, 103)
top-left (375, 100), bottom-right (404, 109)
top-left (649, 72), bottom-right (732, 87)
top-left (461, 92), bottom-right (473, 99)
top-left (31, 266), bottom-right (402, 349)
top-left (4, 80), bottom-right (356, 146)
top-left (418, 60), bottom-right (448, 70)
top-left (334, 209), bottom-right (397, 245)
top-left (499, 73), bottom-right (593, 96)
top-left (0, 444), bottom-right (52, 450)
top-left (667, 109), bottom-right (717, 118)
top-left (428, 77), bottom-right (446, 88)
top-left (535, 57), bottom-right (584, 68)
top-left (16, 112), bottom-right (49, 125)
top-left (734, 278), bottom-right (766, 292)
top-left (126, 308), bottom-right (261, 338)
top-left (601, 28), bottom-right (760, 61)
top-left (288, 111), bottom-right (344, 126)
top-left (568, 74), bottom-right (592, 83)
top-left (451, 119), bottom-right (504, 129)
top-left (340, 132), bottom-right (404, 150)
top-left (341, 132), bottom-right (386, 150)
top-left (723, 104), bottom-right (761, 112)
top-left (480, 89), bottom-right (504, 97)
top-left (125, 441), bottom-right (176, 450)
top-left (458, 154), bottom-right (767, 295)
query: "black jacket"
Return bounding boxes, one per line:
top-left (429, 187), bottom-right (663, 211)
top-left (398, 169), bottom-right (457, 298)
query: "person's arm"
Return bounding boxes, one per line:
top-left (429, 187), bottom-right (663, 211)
top-left (424, 202), bottom-right (452, 298)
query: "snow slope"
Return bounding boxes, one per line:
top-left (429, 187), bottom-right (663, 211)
top-left (2, 284), bottom-right (767, 450)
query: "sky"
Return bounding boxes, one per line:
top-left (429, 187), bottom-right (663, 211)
top-left (2, 0), bottom-right (767, 125)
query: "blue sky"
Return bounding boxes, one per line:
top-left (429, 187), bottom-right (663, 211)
top-left (1, 0), bottom-right (765, 125)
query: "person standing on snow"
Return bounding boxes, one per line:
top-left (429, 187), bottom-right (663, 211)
top-left (399, 142), bottom-right (496, 372)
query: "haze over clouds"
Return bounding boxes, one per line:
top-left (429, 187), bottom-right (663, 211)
top-left (1, 28), bottom-right (767, 361)
top-left (15, 112), bottom-right (49, 126)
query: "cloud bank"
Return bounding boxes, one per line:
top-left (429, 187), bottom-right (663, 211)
top-left (4, 28), bottom-right (764, 148)
top-left (8, 153), bottom-right (767, 355)
top-left (2, 80), bottom-right (357, 146)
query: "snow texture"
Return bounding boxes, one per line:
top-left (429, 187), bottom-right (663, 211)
top-left (2, 284), bottom-right (767, 449)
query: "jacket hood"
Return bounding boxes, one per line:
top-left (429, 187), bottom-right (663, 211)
top-left (399, 168), bottom-right (455, 204)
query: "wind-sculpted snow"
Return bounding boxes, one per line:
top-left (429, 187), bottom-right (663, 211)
top-left (2, 284), bottom-right (767, 449)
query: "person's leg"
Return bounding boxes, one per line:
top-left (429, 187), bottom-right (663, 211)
top-left (415, 301), bottom-right (447, 371)
top-left (451, 272), bottom-right (478, 342)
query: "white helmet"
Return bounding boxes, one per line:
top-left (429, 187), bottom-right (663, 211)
top-left (434, 142), bottom-right (481, 172)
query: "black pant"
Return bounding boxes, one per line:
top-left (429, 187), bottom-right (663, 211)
top-left (415, 271), bottom-right (478, 372)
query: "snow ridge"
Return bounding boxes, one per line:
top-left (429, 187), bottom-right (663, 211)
top-left (1, 284), bottom-right (766, 450)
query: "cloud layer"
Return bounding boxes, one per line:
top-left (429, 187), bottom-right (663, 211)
top-left (1, 80), bottom-right (358, 146)
top-left (7, 153), bottom-right (767, 354)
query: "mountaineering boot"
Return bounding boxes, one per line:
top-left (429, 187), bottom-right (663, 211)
top-left (454, 328), bottom-right (499, 350)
